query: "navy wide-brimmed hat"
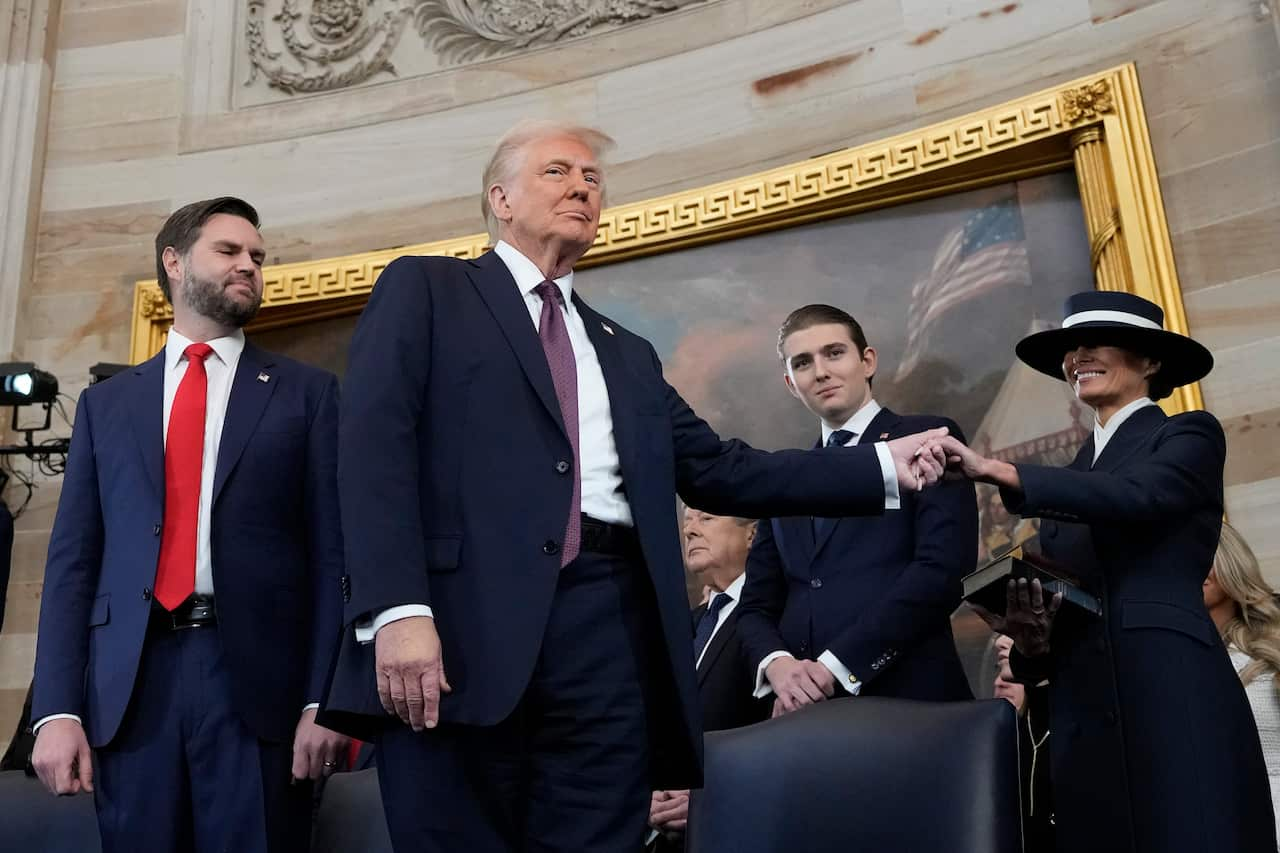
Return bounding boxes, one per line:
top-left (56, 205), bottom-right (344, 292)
top-left (1015, 291), bottom-right (1213, 389)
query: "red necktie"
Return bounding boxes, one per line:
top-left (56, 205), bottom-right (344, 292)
top-left (155, 342), bottom-right (214, 611)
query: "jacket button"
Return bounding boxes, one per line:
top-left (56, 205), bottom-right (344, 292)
top-left (542, 540), bottom-right (559, 556)
top-left (141, 587), bottom-right (152, 601)
top-left (810, 578), bottom-right (823, 589)
top-left (798, 642), bottom-right (808, 653)
top-left (153, 524), bottom-right (161, 536)
top-left (555, 460), bottom-right (570, 474)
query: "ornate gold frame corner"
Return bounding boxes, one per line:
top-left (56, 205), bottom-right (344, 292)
top-left (131, 62), bottom-right (1201, 414)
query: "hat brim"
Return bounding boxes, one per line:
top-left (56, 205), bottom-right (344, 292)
top-left (1014, 324), bottom-right (1213, 389)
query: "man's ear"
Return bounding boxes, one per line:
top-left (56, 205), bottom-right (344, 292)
top-left (1144, 358), bottom-right (1162, 379)
top-left (488, 183), bottom-right (512, 224)
top-left (162, 246), bottom-right (183, 293)
top-left (861, 345), bottom-right (878, 381)
top-left (783, 371), bottom-right (802, 400)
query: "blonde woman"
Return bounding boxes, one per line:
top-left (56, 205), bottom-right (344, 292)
top-left (1204, 521), bottom-right (1280, 842)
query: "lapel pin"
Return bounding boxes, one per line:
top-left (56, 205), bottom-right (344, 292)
top-left (601, 322), bottom-right (614, 336)
top-left (257, 372), bottom-right (270, 383)
top-left (879, 432), bottom-right (890, 439)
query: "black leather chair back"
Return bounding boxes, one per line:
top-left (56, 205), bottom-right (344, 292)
top-left (0, 770), bottom-right (101, 852)
top-left (686, 698), bottom-right (1022, 853)
top-left (312, 767), bottom-right (394, 853)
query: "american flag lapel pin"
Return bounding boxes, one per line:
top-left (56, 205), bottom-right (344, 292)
top-left (879, 432), bottom-right (890, 439)
top-left (601, 321), bottom-right (614, 335)
top-left (257, 372), bottom-right (270, 383)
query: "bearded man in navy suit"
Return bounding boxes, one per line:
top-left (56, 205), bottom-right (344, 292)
top-left (31, 197), bottom-right (349, 853)
top-left (737, 304), bottom-right (977, 715)
top-left (321, 122), bottom-right (951, 853)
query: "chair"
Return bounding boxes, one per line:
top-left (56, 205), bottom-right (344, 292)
top-left (0, 770), bottom-right (101, 853)
top-left (312, 767), bottom-right (394, 853)
top-left (686, 697), bottom-right (1022, 853)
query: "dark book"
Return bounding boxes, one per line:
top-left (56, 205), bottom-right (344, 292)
top-left (963, 537), bottom-right (1101, 617)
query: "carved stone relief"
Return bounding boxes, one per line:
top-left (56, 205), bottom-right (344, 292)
top-left (245, 0), bottom-right (709, 96)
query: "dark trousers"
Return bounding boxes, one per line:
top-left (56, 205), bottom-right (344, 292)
top-left (377, 550), bottom-right (660, 853)
top-left (93, 626), bottom-right (311, 853)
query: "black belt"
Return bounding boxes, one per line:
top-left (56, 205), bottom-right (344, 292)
top-left (149, 594), bottom-right (217, 631)
top-left (580, 515), bottom-right (639, 556)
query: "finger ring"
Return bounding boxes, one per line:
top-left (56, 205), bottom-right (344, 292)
top-left (323, 761), bottom-right (337, 768)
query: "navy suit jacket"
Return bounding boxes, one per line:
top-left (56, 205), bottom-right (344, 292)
top-left (737, 409), bottom-right (976, 701)
top-left (32, 342), bottom-right (344, 747)
top-left (322, 251), bottom-right (895, 787)
top-left (692, 602), bottom-right (770, 733)
top-left (1003, 406), bottom-right (1274, 853)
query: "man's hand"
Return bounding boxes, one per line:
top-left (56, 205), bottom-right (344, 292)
top-left (32, 718), bottom-right (93, 796)
top-left (765, 657), bottom-right (835, 715)
top-left (375, 615), bottom-right (451, 731)
top-left (291, 708), bottom-right (351, 782)
top-left (649, 789), bottom-right (690, 835)
top-left (971, 578), bottom-right (1063, 658)
top-left (930, 434), bottom-right (1021, 490)
top-left (886, 427), bottom-right (949, 493)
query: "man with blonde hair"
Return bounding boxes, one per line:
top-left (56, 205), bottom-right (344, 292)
top-left (322, 119), bottom-right (949, 852)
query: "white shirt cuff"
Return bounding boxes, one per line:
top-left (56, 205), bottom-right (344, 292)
top-left (302, 703), bottom-right (320, 712)
top-left (873, 441), bottom-right (900, 510)
top-left (354, 604), bottom-right (435, 644)
top-left (819, 650), bottom-right (862, 695)
top-left (33, 713), bottom-right (82, 734)
top-left (753, 650), bottom-right (795, 698)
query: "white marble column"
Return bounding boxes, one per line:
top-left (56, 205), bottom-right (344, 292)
top-left (0, 0), bottom-right (60, 361)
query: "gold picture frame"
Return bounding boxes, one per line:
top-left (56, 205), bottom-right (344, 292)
top-left (129, 62), bottom-right (1201, 415)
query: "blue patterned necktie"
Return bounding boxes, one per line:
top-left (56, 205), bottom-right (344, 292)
top-left (693, 593), bottom-right (732, 660)
top-left (813, 429), bottom-right (856, 539)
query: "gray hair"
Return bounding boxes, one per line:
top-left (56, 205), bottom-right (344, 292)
top-left (480, 119), bottom-right (616, 240)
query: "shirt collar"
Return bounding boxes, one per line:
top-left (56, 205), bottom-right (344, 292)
top-left (165, 327), bottom-right (246, 373)
top-left (821, 398), bottom-right (882, 447)
top-left (719, 573), bottom-right (746, 604)
top-left (495, 240), bottom-right (574, 306)
top-left (1093, 396), bottom-right (1156, 459)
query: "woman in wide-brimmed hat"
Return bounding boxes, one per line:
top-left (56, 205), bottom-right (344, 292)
top-left (934, 291), bottom-right (1275, 853)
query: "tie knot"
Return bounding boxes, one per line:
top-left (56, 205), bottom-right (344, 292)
top-left (707, 592), bottom-right (731, 617)
top-left (534, 280), bottom-right (563, 306)
top-left (826, 429), bottom-right (855, 448)
top-left (184, 342), bottom-right (214, 363)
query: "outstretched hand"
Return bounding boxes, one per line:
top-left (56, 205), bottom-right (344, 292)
top-left (970, 577), bottom-right (1063, 658)
top-left (886, 427), bottom-right (949, 493)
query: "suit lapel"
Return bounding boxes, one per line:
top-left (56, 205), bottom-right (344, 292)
top-left (776, 516), bottom-right (815, 570)
top-left (1092, 404), bottom-right (1166, 473)
top-left (212, 343), bottom-right (278, 504)
top-left (467, 252), bottom-right (567, 439)
top-left (812, 407), bottom-right (901, 561)
top-left (575, 293), bottom-right (644, 477)
top-left (697, 608), bottom-right (739, 686)
top-left (129, 353), bottom-right (167, 499)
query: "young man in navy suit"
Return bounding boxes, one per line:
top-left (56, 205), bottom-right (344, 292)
top-left (31, 197), bottom-right (349, 853)
top-left (737, 304), bottom-right (978, 716)
top-left (321, 121), bottom-right (951, 853)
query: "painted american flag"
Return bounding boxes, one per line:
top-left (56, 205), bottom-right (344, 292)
top-left (894, 196), bottom-right (1032, 380)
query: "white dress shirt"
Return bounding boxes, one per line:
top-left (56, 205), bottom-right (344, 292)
top-left (695, 573), bottom-right (746, 670)
top-left (753, 398), bottom-right (895, 700)
top-left (1092, 396), bottom-right (1156, 464)
top-left (36, 328), bottom-right (249, 733)
top-left (358, 241), bottom-right (632, 640)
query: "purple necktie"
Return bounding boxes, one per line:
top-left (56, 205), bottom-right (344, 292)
top-left (535, 281), bottom-right (581, 567)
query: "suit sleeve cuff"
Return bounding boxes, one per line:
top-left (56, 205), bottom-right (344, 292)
top-left (874, 442), bottom-right (900, 510)
top-left (354, 604), bottom-right (434, 644)
top-left (819, 650), bottom-right (862, 695)
top-left (33, 714), bottom-right (82, 734)
top-left (753, 650), bottom-right (794, 698)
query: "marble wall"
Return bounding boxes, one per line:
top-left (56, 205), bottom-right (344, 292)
top-left (3, 0), bottom-right (1280, 749)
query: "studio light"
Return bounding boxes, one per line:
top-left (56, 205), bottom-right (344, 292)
top-left (0, 363), bottom-right (57, 406)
